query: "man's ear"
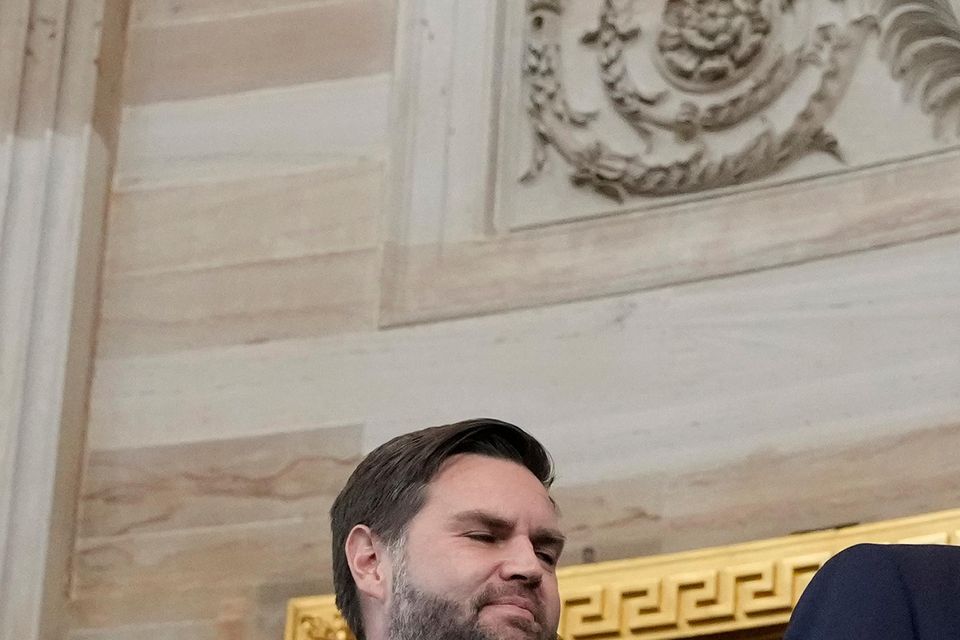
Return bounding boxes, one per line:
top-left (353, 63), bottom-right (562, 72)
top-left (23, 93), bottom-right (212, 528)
top-left (344, 524), bottom-right (390, 602)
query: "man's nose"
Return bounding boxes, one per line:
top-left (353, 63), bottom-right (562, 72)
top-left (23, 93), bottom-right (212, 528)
top-left (499, 538), bottom-right (543, 584)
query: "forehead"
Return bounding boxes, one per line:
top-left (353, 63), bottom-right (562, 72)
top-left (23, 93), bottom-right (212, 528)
top-left (419, 453), bottom-right (558, 523)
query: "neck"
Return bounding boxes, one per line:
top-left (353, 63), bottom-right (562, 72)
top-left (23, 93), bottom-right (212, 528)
top-left (362, 611), bottom-right (388, 640)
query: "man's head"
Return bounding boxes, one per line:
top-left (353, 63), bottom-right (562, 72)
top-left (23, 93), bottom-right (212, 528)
top-left (330, 419), bottom-right (563, 640)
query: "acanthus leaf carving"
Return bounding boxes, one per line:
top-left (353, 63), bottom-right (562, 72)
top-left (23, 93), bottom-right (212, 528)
top-left (877, 0), bottom-right (960, 135)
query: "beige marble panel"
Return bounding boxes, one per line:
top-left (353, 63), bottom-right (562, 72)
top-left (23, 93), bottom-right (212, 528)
top-left (71, 584), bottom-right (253, 629)
top-left (69, 620), bottom-right (216, 640)
top-left (71, 615), bottom-right (286, 640)
top-left (105, 161), bottom-right (382, 277)
top-left (71, 580), bottom-right (323, 631)
top-left (74, 516), bottom-right (332, 598)
top-left (130, 0), bottom-right (336, 26)
top-left (122, 0), bottom-right (395, 104)
top-left (71, 428), bottom-right (357, 634)
top-left (97, 247), bottom-right (380, 357)
top-left (114, 75), bottom-right (391, 190)
top-left (79, 424), bottom-right (361, 537)
top-left (87, 234), bottom-right (960, 462)
top-left (552, 421), bottom-right (960, 567)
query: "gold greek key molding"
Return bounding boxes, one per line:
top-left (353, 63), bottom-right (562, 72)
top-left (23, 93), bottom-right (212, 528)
top-left (286, 508), bottom-right (960, 640)
top-left (285, 596), bottom-right (352, 640)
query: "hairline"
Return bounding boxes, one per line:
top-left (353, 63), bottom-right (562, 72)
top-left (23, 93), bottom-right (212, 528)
top-left (383, 452), bottom-right (559, 545)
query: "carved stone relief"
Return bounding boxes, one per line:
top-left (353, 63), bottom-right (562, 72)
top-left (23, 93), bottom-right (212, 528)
top-left (381, 0), bottom-right (960, 324)
top-left (495, 0), bottom-right (960, 228)
top-left (657, 0), bottom-right (773, 91)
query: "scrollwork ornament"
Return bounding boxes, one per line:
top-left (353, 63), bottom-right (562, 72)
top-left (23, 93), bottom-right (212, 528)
top-left (521, 0), bottom-right (598, 182)
top-left (582, 0), bottom-right (815, 143)
top-left (519, 0), bottom-right (960, 202)
top-left (297, 613), bottom-right (353, 640)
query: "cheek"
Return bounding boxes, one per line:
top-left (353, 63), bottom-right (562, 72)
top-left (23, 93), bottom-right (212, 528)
top-left (544, 578), bottom-right (562, 626)
top-left (406, 543), bottom-right (493, 597)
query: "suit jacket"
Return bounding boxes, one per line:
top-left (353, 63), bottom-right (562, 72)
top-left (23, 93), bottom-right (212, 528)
top-left (783, 543), bottom-right (960, 639)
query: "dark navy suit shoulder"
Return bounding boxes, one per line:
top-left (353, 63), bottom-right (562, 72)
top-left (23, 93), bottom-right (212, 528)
top-left (783, 544), bottom-right (960, 640)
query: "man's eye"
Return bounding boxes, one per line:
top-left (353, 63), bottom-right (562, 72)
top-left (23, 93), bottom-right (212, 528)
top-left (465, 532), bottom-right (497, 542)
top-left (536, 551), bottom-right (558, 566)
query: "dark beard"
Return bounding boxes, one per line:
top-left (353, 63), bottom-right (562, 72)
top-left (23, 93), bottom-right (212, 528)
top-left (387, 565), bottom-right (556, 640)
top-left (388, 580), bottom-right (494, 640)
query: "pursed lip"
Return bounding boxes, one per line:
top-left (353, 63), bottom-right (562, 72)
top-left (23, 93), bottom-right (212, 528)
top-left (485, 596), bottom-right (539, 620)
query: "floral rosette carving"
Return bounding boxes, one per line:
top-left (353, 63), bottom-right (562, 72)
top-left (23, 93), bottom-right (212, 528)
top-left (657, 0), bottom-right (774, 90)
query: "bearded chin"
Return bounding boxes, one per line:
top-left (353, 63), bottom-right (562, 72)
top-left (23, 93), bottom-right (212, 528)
top-left (386, 552), bottom-right (557, 640)
top-left (387, 569), bottom-right (496, 640)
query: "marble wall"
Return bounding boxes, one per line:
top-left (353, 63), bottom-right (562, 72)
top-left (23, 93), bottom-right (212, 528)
top-left (65, 1), bottom-right (960, 639)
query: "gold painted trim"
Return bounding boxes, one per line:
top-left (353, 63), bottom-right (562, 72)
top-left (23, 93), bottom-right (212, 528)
top-left (285, 595), bottom-right (349, 640)
top-left (286, 508), bottom-right (960, 640)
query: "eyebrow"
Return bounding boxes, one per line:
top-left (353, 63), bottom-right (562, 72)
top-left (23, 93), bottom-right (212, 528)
top-left (451, 509), bottom-right (567, 551)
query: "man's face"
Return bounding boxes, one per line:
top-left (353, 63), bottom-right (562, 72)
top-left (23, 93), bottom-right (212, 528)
top-left (386, 454), bottom-right (564, 640)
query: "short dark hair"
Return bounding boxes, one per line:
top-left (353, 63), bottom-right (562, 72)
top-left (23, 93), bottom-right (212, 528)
top-left (330, 418), bottom-right (554, 640)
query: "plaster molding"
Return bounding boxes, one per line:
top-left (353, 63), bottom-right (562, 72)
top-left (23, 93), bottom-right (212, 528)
top-left (0, 1), bottom-right (126, 638)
